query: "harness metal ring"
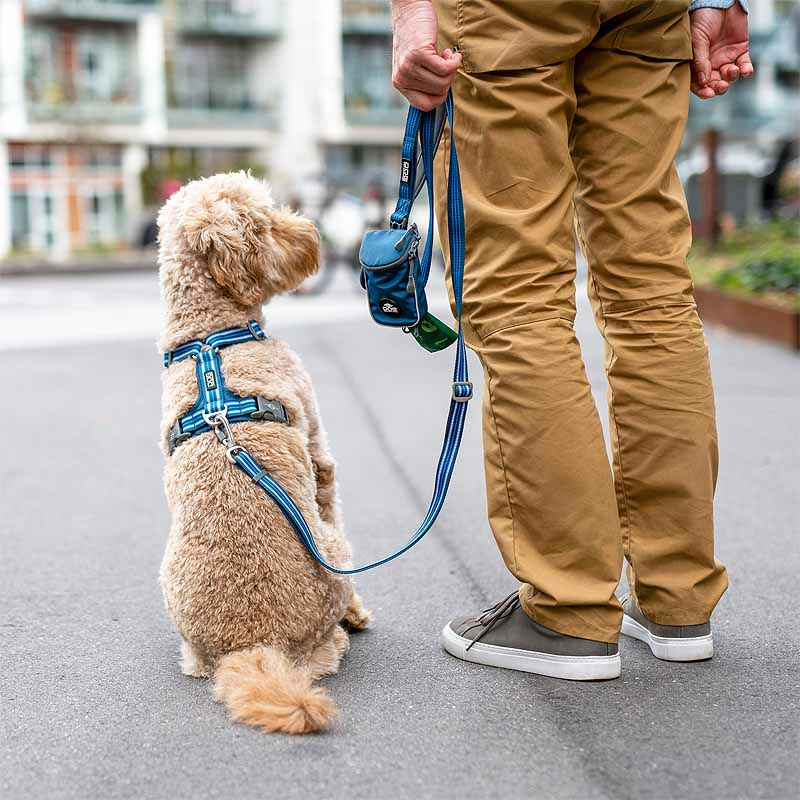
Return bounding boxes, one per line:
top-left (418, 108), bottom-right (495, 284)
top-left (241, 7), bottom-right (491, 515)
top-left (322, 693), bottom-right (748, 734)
top-left (202, 406), bottom-right (229, 427)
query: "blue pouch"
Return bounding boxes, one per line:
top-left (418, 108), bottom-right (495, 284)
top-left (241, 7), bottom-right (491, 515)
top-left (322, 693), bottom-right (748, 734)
top-left (359, 224), bottom-right (427, 328)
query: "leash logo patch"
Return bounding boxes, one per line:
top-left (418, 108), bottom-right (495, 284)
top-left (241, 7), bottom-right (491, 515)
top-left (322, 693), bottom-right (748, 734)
top-left (204, 369), bottom-right (218, 390)
top-left (400, 158), bottom-right (411, 184)
top-left (380, 298), bottom-right (400, 315)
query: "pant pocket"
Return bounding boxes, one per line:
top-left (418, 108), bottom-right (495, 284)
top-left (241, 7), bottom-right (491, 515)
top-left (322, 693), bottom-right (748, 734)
top-left (601, 1), bottom-right (693, 61)
top-left (453, 0), bottom-right (595, 72)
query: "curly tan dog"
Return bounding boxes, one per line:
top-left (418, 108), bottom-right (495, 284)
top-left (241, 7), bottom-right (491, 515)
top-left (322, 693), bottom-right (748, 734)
top-left (157, 172), bottom-right (370, 734)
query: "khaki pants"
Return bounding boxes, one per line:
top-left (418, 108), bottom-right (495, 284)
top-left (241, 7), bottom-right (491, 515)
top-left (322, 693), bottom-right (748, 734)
top-left (432, 0), bottom-right (728, 643)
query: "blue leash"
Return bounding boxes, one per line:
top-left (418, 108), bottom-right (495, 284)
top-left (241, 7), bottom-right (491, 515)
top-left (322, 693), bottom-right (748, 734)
top-left (168, 94), bottom-right (470, 574)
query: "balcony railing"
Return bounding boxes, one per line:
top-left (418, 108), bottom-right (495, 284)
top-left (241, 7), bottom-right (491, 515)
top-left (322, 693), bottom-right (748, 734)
top-left (166, 107), bottom-right (277, 130)
top-left (173, 0), bottom-right (283, 38)
top-left (24, 0), bottom-right (156, 23)
top-left (344, 103), bottom-right (406, 128)
top-left (27, 100), bottom-right (142, 125)
top-left (342, 0), bottom-right (392, 34)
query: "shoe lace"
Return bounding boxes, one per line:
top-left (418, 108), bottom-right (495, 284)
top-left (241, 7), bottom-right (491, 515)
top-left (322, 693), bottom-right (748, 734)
top-left (462, 591), bottom-right (521, 651)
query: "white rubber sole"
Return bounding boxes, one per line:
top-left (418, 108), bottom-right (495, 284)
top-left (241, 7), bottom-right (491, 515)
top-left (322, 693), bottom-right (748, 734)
top-left (621, 615), bottom-right (714, 662)
top-left (441, 624), bottom-right (621, 681)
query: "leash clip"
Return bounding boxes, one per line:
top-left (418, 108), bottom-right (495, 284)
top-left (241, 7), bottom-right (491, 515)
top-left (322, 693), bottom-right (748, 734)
top-left (202, 407), bottom-right (244, 463)
top-left (202, 407), bottom-right (236, 448)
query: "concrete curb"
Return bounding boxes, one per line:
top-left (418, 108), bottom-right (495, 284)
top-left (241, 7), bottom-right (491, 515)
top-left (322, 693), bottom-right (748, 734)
top-left (0, 253), bottom-right (157, 278)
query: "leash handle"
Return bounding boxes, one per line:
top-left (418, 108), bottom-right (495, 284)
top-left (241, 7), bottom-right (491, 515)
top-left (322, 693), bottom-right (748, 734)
top-left (237, 94), bottom-right (470, 574)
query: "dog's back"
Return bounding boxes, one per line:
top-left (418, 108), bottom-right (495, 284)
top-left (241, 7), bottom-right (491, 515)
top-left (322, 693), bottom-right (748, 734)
top-left (160, 338), bottom-right (352, 658)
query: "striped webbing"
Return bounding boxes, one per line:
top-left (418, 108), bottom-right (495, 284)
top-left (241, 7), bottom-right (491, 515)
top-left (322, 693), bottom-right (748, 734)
top-left (225, 93), bottom-right (471, 574)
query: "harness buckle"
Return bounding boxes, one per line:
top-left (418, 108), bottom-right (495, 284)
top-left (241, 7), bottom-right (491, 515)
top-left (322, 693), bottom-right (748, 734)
top-left (250, 396), bottom-right (290, 424)
top-left (452, 381), bottom-right (473, 403)
top-left (167, 419), bottom-right (191, 454)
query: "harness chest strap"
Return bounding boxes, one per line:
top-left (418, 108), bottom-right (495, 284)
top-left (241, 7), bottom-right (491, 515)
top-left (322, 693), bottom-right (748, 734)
top-left (163, 320), bottom-right (290, 455)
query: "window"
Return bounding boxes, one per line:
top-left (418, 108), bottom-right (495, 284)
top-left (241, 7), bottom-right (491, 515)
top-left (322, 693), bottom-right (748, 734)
top-left (10, 193), bottom-right (30, 250)
top-left (342, 36), bottom-right (404, 121)
top-left (25, 24), bottom-right (136, 107)
top-left (171, 42), bottom-right (256, 110)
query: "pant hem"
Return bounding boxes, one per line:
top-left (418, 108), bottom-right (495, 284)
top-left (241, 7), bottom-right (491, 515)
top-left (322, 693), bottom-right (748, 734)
top-left (519, 588), bottom-right (621, 644)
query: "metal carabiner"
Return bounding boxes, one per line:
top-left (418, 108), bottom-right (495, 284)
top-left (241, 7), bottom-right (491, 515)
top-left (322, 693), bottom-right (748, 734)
top-left (202, 407), bottom-right (235, 448)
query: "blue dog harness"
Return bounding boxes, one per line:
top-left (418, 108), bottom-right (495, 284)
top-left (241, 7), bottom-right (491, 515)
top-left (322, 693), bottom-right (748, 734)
top-left (163, 320), bottom-right (290, 455)
top-left (163, 94), bottom-right (470, 574)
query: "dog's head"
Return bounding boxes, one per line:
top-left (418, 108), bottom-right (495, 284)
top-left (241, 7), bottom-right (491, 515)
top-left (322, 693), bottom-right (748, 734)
top-left (157, 171), bottom-right (319, 307)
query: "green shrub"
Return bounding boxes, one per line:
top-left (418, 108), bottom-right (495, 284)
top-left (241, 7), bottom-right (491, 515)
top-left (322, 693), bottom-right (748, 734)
top-left (713, 253), bottom-right (800, 293)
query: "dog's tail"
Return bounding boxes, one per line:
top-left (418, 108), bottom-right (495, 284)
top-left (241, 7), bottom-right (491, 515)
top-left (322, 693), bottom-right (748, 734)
top-left (213, 645), bottom-right (336, 734)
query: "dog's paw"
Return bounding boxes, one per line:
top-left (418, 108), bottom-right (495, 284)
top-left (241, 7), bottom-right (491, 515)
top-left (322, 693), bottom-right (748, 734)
top-left (180, 640), bottom-right (211, 678)
top-left (343, 593), bottom-right (372, 631)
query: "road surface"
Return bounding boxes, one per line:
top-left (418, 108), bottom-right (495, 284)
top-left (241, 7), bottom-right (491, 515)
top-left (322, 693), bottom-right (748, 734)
top-left (1, 268), bottom-right (798, 799)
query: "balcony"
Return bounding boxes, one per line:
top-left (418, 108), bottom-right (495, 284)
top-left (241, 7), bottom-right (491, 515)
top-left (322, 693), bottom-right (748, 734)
top-left (173, 0), bottom-right (283, 38)
top-left (167, 39), bottom-right (277, 129)
top-left (344, 103), bottom-right (406, 128)
top-left (24, 0), bottom-right (156, 23)
top-left (27, 100), bottom-right (141, 125)
top-left (166, 107), bottom-right (276, 129)
top-left (342, 0), bottom-right (392, 34)
top-left (25, 23), bottom-right (140, 126)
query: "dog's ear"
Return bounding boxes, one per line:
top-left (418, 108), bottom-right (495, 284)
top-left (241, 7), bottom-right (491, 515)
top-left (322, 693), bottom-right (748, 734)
top-left (263, 208), bottom-right (320, 294)
top-left (181, 181), bottom-right (273, 307)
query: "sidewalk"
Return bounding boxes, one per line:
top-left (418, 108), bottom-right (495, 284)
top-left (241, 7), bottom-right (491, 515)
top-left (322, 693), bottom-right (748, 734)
top-left (1, 271), bottom-right (798, 799)
top-left (0, 251), bottom-right (157, 278)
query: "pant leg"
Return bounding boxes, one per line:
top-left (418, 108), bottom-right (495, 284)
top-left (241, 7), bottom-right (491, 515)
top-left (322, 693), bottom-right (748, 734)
top-left (570, 13), bottom-right (728, 625)
top-left (431, 8), bottom-right (623, 643)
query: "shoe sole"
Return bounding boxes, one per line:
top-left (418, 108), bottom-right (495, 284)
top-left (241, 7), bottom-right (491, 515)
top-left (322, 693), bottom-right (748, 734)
top-left (441, 624), bottom-right (621, 681)
top-left (621, 614), bottom-right (714, 662)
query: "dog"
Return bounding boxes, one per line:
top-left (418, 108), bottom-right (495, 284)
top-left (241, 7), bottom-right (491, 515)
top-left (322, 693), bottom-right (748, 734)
top-left (157, 172), bottom-right (370, 734)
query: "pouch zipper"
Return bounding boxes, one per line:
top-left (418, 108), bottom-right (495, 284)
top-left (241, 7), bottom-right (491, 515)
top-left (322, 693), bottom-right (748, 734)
top-left (394, 223), bottom-right (420, 252)
top-left (361, 226), bottom-right (421, 270)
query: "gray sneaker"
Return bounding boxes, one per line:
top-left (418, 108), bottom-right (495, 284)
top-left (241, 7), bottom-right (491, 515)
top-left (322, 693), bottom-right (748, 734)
top-left (621, 595), bottom-right (713, 662)
top-left (441, 591), bottom-right (621, 681)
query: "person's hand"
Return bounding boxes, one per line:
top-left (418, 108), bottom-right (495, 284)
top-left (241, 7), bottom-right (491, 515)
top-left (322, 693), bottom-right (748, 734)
top-left (391, 0), bottom-right (462, 110)
top-left (690, 4), bottom-right (754, 99)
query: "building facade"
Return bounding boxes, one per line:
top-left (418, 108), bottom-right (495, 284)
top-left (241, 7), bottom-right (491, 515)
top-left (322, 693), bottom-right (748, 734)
top-left (0, 0), bottom-right (402, 261)
top-left (0, 0), bottom-right (797, 261)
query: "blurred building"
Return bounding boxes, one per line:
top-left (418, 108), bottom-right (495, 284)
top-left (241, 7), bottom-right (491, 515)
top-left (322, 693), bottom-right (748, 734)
top-left (681, 0), bottom-right (800, 226)
top-left (0, 0), bottom-right (402, 261)
top-left (0, 0), bottom-right (797, 261)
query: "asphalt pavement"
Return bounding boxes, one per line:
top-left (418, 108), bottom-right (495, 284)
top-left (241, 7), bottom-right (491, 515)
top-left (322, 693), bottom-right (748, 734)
top-left (1, 268), bottom-right (798, 799)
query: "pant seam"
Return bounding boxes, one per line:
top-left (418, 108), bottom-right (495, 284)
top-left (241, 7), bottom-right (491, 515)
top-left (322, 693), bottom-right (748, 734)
top-left (477, 314), bottom-right (575, 343)
top-left (485, 362), bottom-right (518, 575)
top-left (574, 209), bottom-right (635, 565)
top-left (593, 273), bottom-right (634, 550)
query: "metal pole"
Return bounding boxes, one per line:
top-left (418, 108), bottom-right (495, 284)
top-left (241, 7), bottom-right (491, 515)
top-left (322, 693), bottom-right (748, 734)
top-left (702, 128), bottom-right (721, 248)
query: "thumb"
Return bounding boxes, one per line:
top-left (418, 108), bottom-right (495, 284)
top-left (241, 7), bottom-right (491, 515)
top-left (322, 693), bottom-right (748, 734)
top-left (693, 34), bottom-right (711, 85)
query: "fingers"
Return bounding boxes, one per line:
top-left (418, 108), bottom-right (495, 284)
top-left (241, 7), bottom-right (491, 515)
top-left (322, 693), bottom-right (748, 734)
top-left (401, 88), bottom-right (449, 112)
top-left (736, 51), bottom-right (755, 78)
top-left (420, 48), bottom-right (462, 77)
top-left (407, 62), bottom-right (456, 94)
top-left (708, 79), bottom-right (730, 95)
top-left (692, 35), bottom-right (711, 87)
top-left (393, 47), bottom-right (461, 109)
top-left (720, 63), bottom-right (740, 84)
top-left (691, 82), bottom-right (717, 100)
